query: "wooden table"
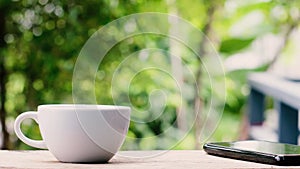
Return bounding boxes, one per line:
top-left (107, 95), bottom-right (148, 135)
top-left (0, 150), bottom-right (299, 168)
top-left (248, 72), bottom-right (300, 144)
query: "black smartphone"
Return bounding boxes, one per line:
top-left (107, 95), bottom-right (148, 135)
top-left (203, 140), bottom-right (300, 166)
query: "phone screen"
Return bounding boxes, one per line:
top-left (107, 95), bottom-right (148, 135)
top-left (211, 140), bottom-right (300, 155)
top-left (203, 140), bottom-right (300, 166)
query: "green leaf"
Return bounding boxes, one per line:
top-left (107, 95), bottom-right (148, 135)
top-left (219, 38), bottom-right (254, 54)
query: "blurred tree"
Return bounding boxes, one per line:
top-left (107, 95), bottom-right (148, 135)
top-left (1, 0), bottom-right (299, 150)
top-left (167, 0), bottom-right (188, 132)
top-left (193, 0), bottom-right (224, 149)
top-left (0, 0), bottom-right (10, 150)
top-left (2, 0), bottom-right (116, 149)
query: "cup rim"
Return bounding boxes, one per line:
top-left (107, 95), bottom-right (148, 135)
top-left (37, 104), bottom-right (130, 111)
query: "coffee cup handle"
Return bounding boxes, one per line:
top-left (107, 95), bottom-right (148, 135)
top-left (14, 111), bottom-right (47, 149)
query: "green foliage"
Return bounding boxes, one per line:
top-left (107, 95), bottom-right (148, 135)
top-left (219, 38), bottom-right (254, 54)
top-left (0, 0), bottom-right (296, 150)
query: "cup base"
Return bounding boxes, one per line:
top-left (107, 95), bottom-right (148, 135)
top-left (54, 149), bottom-right (114, 163)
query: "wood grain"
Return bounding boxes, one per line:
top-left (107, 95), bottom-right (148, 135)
top-left (0, 150), bottom-right (296, 169)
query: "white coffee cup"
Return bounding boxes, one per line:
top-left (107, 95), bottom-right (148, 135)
top-left (14, 104), bottom-right (131, 163)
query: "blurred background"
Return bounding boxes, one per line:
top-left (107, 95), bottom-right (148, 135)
top-left (0, 0), bottom-right (300, 150)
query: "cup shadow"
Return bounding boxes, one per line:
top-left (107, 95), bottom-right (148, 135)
top-left (42, 159), bottom-right (150, 165)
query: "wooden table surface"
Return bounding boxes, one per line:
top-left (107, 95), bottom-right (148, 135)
top-left (1, 150), bottom-right (299, 169)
